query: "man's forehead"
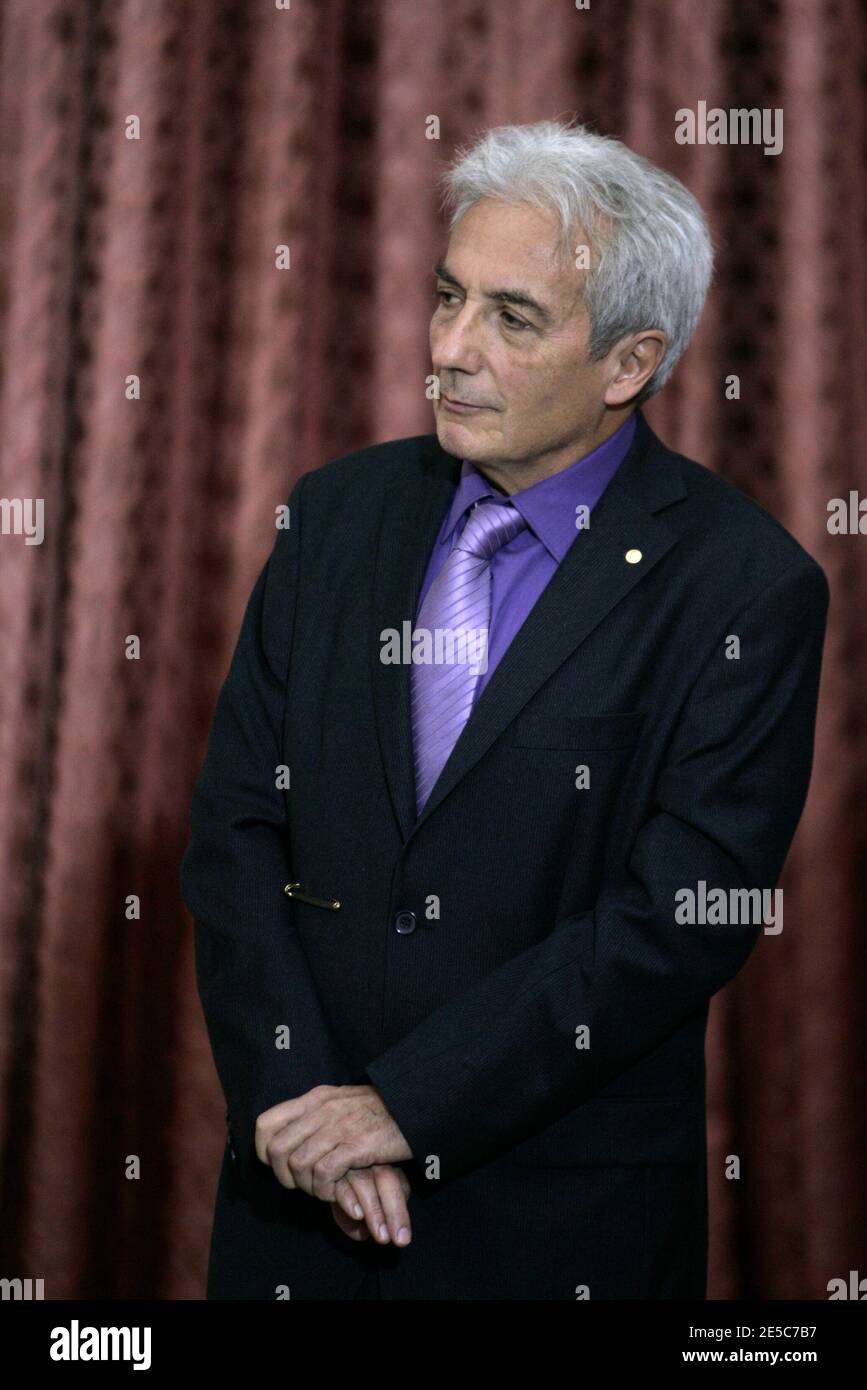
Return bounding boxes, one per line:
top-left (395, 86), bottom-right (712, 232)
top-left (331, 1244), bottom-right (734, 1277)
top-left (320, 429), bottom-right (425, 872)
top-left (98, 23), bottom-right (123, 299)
top-left (448, 199), bottom-right (565, 261)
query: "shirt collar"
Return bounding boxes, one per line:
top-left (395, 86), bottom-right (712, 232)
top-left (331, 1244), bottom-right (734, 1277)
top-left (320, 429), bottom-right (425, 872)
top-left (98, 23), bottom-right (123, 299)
top-left (439, 411), bottom-right (638, 563)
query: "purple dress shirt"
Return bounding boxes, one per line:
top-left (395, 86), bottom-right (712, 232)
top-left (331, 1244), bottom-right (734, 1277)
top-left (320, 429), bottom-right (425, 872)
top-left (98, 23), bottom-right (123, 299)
top-left (416, 411), bottom-right (637, 702)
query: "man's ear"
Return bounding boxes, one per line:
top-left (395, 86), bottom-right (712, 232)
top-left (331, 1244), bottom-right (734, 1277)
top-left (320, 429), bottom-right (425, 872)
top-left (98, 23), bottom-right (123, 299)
top-left (604, 331), bottom-right (667, 407)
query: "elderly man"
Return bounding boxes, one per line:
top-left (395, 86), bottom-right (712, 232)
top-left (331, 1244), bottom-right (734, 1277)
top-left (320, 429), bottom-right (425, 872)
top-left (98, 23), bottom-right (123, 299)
top-left (182, 118), bottom-right (828, 1300)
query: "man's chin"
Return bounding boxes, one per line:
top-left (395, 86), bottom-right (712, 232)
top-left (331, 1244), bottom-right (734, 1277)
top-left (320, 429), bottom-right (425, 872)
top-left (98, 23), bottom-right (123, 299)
top-left (435, 414), bottom-right (497, 460)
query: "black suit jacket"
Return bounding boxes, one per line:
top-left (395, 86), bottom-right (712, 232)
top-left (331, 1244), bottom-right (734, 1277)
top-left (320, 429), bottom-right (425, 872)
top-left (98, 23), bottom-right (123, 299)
top-left (181, 409), bottom-right (829, 1300)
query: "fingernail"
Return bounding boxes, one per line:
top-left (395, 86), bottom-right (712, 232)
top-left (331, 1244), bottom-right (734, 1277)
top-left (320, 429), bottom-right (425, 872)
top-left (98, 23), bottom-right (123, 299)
top-left (353, 1204), bottom-right (363, 1218)
top-left (397, 1226), bottom-right (410, 1245)
top-left (378, 1223), bottom-right (389, 1241)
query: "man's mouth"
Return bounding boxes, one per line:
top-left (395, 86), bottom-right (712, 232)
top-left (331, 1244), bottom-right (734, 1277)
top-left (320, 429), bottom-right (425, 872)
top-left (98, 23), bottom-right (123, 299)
top-left (441, 395), bottom-right (490, 412)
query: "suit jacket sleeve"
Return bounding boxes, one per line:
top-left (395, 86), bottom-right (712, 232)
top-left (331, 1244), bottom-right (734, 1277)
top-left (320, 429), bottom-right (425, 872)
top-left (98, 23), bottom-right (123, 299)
top-left (363, 555), bottom-right (830, 1180)
top-left (181, 470), bottom-right (352, 1189)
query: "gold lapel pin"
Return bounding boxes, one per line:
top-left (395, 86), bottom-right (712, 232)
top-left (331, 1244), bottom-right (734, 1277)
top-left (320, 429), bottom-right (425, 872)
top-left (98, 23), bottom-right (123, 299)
top-left (625, 548), bottom-right (643, 564)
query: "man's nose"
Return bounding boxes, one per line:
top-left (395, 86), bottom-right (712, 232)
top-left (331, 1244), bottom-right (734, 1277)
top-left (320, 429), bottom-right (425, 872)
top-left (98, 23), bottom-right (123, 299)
top-left (432, 302), bottom-right (484, 372)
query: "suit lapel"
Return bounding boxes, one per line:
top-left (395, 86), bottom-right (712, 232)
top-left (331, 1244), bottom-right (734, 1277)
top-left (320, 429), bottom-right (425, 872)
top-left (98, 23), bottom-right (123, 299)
top-left (369, 411), bottom-right (687, 845)
top-left (369, 434), bottom-right (460, 843)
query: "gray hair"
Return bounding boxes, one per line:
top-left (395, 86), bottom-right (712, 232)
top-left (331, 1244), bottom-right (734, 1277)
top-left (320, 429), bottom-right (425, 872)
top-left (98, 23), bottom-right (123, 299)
top-left (440, 118), bottom-right (714, 404)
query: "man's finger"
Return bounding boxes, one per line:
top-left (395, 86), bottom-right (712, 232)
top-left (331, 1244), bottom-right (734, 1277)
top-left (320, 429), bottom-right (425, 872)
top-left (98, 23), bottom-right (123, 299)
top-left (254, 1085), bottom-right (339, 1165)
top-left (331, 1203), bottom-right (370, 1242)
top-left (371, 1164), bottom-right (412, 1246)
top-left (256, 1109), bottom-right (327, 1172)
top-left (334, 1174), bottom-right (365, 1222)
top-left (339, 1167), bottom-right (392, 1244)
top-left (265, 1122), bottom-right (347, 1194)
top-left (392, 1165), bottom-right (412, 1198)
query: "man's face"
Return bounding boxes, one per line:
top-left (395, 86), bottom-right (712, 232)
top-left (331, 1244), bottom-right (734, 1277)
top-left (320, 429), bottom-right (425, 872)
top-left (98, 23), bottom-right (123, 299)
top-left (430, 197), bottom-right (630, 485)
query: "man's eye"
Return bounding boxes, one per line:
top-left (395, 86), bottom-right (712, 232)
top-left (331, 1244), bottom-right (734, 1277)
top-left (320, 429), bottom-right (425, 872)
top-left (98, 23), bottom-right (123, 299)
top-left (434, 291), bottom-right (528, 332)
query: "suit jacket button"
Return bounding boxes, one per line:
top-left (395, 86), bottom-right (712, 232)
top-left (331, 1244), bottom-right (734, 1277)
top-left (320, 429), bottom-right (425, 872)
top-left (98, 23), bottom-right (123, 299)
top-left (394, 910), bottom-right (417, 935)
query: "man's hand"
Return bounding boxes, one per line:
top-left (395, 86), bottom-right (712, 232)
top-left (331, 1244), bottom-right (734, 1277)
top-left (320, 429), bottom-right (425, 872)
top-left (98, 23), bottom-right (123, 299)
top-left (331, 1164), bottom-right (413, 1246)
top-left (255, 1084), bottom-right (413, 1201)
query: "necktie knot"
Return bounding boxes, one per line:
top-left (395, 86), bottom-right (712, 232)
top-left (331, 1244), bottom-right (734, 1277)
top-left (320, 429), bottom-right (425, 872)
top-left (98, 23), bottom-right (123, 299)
top-left (455, 498), bottom-right (527, 560)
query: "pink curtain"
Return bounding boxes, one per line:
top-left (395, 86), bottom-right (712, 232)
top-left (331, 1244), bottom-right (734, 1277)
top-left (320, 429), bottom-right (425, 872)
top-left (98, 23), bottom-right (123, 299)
top-left (0, 0), bottom-right (863, 1298)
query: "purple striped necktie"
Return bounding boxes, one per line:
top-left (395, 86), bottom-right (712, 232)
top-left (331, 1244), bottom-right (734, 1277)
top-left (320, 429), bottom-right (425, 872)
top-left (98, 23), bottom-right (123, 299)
top-left (411, 497), bottom-right (528, 814)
